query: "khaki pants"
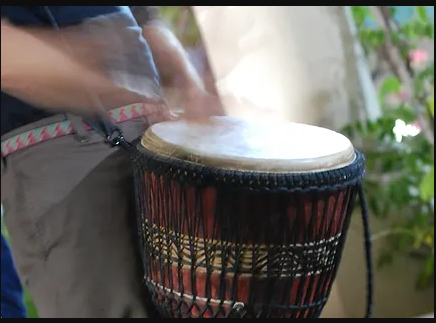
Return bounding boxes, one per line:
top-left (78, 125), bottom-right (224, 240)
top-left (1, 109), bottom-right (166, 318)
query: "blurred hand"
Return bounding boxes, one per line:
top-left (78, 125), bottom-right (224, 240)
top-left (1, 18), bottom-right (163, 114)
top-left (183, 88), bottom-right (226, 121)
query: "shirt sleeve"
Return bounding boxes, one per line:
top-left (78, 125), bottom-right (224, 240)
top-left (129, 6), bottom-right (161, 25)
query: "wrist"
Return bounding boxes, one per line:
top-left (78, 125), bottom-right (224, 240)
top-left (172, 72), bottom-right (206, 103)
top-left (175, 65), bottom-right (205, 91)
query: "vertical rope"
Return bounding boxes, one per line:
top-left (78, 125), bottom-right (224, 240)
top-left (358, 184), bottom-right (374, 319)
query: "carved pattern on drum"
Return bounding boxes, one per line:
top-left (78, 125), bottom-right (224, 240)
top-left (143, 220), bottom-right (341, 277)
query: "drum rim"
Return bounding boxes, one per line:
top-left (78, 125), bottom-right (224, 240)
top-left (141, 118), bottom-right (356, 173)
top-left (132, 139), bottom-right (365, 193)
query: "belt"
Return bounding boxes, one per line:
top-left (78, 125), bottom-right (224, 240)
top-left (1, 103), bottom-right (163, 158)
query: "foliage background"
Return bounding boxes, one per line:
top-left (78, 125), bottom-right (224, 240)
top-left (344, 5), bottom-right (434, 289)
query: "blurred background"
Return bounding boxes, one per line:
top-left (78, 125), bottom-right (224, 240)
top-left (2, 6), bottom-right (434, 318)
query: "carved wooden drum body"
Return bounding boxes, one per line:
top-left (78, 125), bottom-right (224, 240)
top-left (132, 117), bottom-right (366, 318)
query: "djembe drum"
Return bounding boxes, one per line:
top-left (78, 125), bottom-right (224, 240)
top-left (132, 116), bottom-right (373, 318)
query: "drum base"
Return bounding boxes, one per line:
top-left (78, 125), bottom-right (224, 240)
top-left (146, 281), bottom-right (325, 318)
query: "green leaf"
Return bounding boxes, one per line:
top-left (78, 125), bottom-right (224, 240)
top-left (351, 6), bottom-right (370, 26)
top-left (401, 23), bottom-right (416, 39)
top-left (355, 121), bottom-right (366, 136)
top-left (413, 230), bottom-right (424, 249)
top-left (393, 232), bottom-right (414, 253)
top-left (382, 77), bottom-right (402, 93)
top-left (424, 23), bottom-right (435, 38)
top-left (419, 166), bottom-right (435, 202)
top-left (341, 125), bottom-right (355, 138)
top-left (417, 255), bottom-right (434, 289)
top-left (413, 21), bottom-right (429, 37)
top-left (390, 178), bottom-right (414, 207)
top-left (368, 195), bottom-right (381, 217)
top-left (379, 77), bottom-right (402, 104)
top-left (423, 232), bottom-right (434, 248)
top-left (377, 251), bottom-right (394, 269)
top-left (416, 6), bottom-right (428, 22)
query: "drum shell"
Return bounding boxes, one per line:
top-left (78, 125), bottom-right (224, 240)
top-left (136, 163), bottom-right (360, 318)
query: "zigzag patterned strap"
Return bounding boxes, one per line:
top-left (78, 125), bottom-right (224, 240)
top-left (1, 103), bottom-right (162, 158)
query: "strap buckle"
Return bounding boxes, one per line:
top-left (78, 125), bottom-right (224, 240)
top-left (105, 126), bottom-right (125, 147)
top-left (85, 120), bottom-right (133, 151)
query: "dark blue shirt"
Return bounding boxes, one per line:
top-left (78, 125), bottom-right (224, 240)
top-left (1, 233), bottom-right (27, 318)
top-left (1, 6), bottom-right (146, 136)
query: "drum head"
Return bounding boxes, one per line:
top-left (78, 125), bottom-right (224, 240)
top-left (141, 116), bottom-right (355, 173)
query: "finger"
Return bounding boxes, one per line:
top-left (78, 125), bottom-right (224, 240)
top-left (211, 100), bottom-right (226, 116)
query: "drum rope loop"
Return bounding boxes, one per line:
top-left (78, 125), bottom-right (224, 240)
top-left (358, 184), bottom-right (374, 319)
top-left (132, 147), bottom-right (367, 194)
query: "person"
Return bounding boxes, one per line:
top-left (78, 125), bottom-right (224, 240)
top-left (1, 6), bottom-right (223, 318)
top-left (1, 232), bottom-right (28, 318)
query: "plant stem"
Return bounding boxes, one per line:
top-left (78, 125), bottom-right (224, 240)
top-left (370, 227), bottom-right (416, 242)
top-left (370, 6), bottom-right (434, 145)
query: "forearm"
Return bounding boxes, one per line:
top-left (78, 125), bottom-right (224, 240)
top-left (1, 22), bottom-right (149, 114)
top-left (141, 22), bottom-right (204, 94)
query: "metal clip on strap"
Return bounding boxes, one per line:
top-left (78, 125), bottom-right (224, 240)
top-left (86, 120), bottom-right (134, 151)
